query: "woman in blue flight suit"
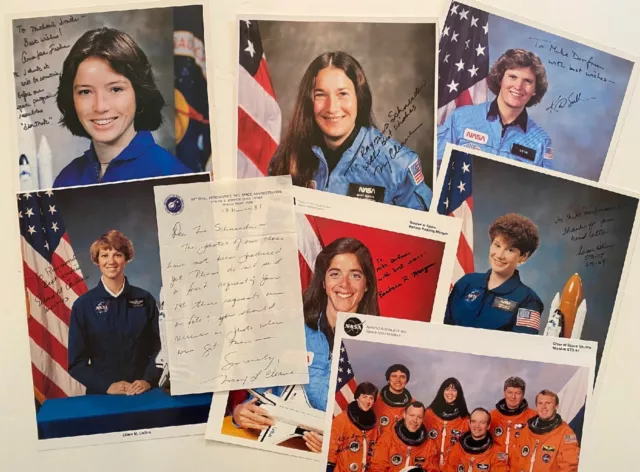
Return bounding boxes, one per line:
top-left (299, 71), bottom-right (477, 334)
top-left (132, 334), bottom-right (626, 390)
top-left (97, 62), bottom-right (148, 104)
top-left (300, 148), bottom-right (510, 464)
top-left (268, 51), bottom-right (433, 210)
top-left (231, 237), bottom-right (380, 452)
top-left (444, 213), bottom-right (544, 334)
top-left (68, 230), bottom-right (161, 395)
top-left (54, 28), bottom-right (191, 187)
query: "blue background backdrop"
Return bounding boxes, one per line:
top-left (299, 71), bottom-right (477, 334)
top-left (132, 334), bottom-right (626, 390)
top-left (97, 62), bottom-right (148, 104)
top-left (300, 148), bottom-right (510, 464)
top-left (55, 174), bottom-right (209, 302)
top-left (487, 11), bottom-right (634, 180)
top-left (469, 152), bottom-right (637, 368)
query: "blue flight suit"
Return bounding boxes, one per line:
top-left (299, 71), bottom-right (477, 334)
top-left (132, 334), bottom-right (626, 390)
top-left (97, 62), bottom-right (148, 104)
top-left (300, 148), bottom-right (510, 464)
top-left (68, 278), bottom-right (162, 394)
top-left (306, 126), bottom-right (433, 211)
top-left (53, 130), bottom-right (192, 188)
top-left (444, 270), bottom-right (543, 334)
top-left (437, 101), bottom-right (554, 170)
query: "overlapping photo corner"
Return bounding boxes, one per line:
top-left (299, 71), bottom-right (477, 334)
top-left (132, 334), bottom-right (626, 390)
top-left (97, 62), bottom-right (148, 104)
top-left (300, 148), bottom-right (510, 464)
top-left (320, 314), bottom-right (596, 472)
top-left (236, 18), bottom-right (438, 209)
top-left (205, 189), bottom-right (461, 459)
top-left (18, 173), bottom-right (214, 449)
top-left (434, 144), bottom-right (640, 376)
top-left (436, 0), bottom-right (638, 182)
top-left (12, 4), bottom-right (212, 192)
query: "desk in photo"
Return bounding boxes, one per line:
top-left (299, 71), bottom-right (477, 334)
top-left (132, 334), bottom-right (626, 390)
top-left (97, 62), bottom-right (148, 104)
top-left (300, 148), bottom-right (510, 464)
top-left (37, 388), bottom-right (213, 439)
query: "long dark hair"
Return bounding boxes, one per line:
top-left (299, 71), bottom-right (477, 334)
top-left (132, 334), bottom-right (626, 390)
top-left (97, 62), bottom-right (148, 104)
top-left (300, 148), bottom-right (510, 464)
top-left (269, 51), bottom-right (376, 187)
top-left (428, 377), bottom-right (470, 417)
top-left (303, 237), bottom-right (380, 330)
top-left (57, 27), bottom-right (165, 137)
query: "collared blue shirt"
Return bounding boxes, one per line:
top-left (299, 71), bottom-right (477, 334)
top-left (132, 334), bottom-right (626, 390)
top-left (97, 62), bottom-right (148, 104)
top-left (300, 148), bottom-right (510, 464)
top-left (68, 278), bottom-right (162, 394)
top-left (308, 126), bottom-right (433, 211)
top-left (444, 270), bottom-right (543, 334)
top-left (53, 131), bottom-right (192, 188)
top-left (437, 101), bottom-right (553, 170)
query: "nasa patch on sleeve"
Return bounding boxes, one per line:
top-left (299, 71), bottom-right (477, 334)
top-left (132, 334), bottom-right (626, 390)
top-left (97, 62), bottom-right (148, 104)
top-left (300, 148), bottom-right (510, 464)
top-left (347, 183), bottom-right (386, 202)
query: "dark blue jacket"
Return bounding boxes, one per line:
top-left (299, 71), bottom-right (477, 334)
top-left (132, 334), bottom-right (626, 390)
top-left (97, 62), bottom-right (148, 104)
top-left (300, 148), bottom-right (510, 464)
top-left (68, 278), bottom-right (162, 394)
top-left (444, 270), bottom-right (543, 334)
top-left (53, 131), bottom-right (192, 188)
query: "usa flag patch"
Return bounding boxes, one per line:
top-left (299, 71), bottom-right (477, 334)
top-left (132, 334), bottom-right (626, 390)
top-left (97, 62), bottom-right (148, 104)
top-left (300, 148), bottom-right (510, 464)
top-left (516, 308), bottom-right (541, 331)
top-left (409, 158), bottom-right (424, 185)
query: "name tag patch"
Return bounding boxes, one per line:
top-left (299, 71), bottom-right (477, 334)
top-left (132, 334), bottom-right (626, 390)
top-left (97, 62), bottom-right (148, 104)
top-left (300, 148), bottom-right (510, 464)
top-left (492, 297), bottom-right (517, 312)
top-left (127, 298), bottom-right (147, 308)
top-left (347, 183), bottom-right (386, 202)
top-left (511, 143), bottom-right (536, 161)
top-left (463, 128), bottom-right (488, 144)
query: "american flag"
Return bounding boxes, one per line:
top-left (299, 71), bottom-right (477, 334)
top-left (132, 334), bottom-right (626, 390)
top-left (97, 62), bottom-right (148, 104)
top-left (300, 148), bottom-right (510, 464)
top-left (437, 2), bottom-right (490, 125)
top-left (333, 342), bottom-right (358, 417)
top-left (437, 150), bottom-right (475, 283)
top-left (237, 19), bottom-right (282, 178)
top-left (18, 191), bottom-right (87, 401)
top-left (516, 308), bottom-right (541, 331)
top-left (173, 5), bottom-right (212, 172)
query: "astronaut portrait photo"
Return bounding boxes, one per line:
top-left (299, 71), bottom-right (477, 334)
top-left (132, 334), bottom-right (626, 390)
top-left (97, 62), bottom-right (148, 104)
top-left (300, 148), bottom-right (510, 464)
top-left (17, 173), bottom-right (212, 446)
top-left (435, 146), bottom-right (639, 369)
top-left (322, 326), bottom-right (592, 472)
top-left (237, 19), bottom-right (437, 207)
top-left (12, 5), bottom-right (211, 192)
top-left (437, 1), bottom-right (637, 181)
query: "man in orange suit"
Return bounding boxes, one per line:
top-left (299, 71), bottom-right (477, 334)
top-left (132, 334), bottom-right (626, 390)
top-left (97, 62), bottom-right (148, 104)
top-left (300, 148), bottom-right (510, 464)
top-left (490, 376), bottom-right (537, 456)
top-left (372, 364), bottom-right (413, 435)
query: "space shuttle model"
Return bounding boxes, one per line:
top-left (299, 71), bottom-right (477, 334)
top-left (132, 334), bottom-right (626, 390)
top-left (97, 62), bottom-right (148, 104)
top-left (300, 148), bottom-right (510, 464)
top-left (249, 384), bottom-right (325, 445)
top-left (543, 273), bottom-right (587, 339)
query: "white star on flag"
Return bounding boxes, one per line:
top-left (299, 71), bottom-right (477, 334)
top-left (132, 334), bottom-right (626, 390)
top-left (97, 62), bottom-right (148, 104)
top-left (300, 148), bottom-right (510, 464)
top-left (23, 193), bottom-right (32, 199)
top-left (465, 39), bottom-right (470, 50)
top-left (442, 26), bottom-right (450, 37)
top-left (337, 377), bottom-right (342, 383)
top-left (44, 241), bottom-right (49, 250)
top-left (483, 23), bottom-right (489, 34)
top-left (245, 40), bottom-right (256, 58)
top-left (458, 181), bottom-right (466, 192)
top-left (455, 59), bottom-right (465, 71)
top-left (459, 9), bottom-right (469, 20)
top-left (444, 198), bottom-right (450, 209)
top-left (471, 16), bottom-right (479, 27)
top-left (444, 53), bottom-right (450, 63)
top-left (51, 222), bottom-right (59, 232)
top-left (243, 20), bottom-right (251, 27)
top-left (447, 80), bottom-right (459, 93)
top-left (340, 357), bottom-right (344, 362)
top-left (450, 3), bottom-right (459, 15)
top-left (462, 162), bottom-right (470, 173)
top-left (347, 368), bottom-right (351, 374)
top-left (48, 205), bottom-right (56, 215)
top-left (476, 44), bottom-right (486, 56)
top-left (18, 211), bottom-right (22, 218)
top-left (451, 31), bottom-right (459, 42)
top-left (27, 225), bottom-right (36, 235)
top-left (25, 208), bottom-right (34, 218)
top-left (44, 190), bottom-right (54, 197)
top-left (468, 65), bottom-right (479, 77)
top-left (339, 367), bottom-right (343, 372)
top-left (341, 347), bottom-right (345, 352)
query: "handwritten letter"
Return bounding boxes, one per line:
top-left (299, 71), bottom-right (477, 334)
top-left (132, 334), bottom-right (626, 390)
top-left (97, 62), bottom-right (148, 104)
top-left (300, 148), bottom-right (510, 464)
top-left (154, 176), bottom-right (308, 394)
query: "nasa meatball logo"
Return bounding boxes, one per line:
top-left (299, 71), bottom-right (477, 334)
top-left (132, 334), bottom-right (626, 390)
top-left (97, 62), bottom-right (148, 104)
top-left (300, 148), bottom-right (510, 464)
top-left (344, 317), bottom-right (364, 337)
top-left (465, 289), bottom-right (482, 302)
top-left (391, 454), bottom-right (402, 465)
top-left (164, 194), bottom-right (184, 215)
top-left (495, 427), bottom-right (503, 437)
top-left (542, 454), bottom-right (551, 463)
top-left (521, 446), bottom-right (530, 457)
top-left (349, 441), bottom-right (360, 453)
top-left (349, 463), bottom-right (358, 472)
top-left (94, 301), bottom-right (109, 314)
top-left (380, 416), bottom-right (390, 426)
top-left (428, 428), bottom-right (438, 439)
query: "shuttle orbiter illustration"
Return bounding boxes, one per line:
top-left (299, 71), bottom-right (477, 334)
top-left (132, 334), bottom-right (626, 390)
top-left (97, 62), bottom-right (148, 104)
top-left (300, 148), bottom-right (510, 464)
top-left (543, 273), bottom-right (587, 339)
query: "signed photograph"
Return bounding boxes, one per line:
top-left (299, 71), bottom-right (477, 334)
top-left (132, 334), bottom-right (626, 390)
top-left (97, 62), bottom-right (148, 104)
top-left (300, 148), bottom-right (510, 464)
top-left (205, 188), bottom-right (461, 460)
top-left (436, 0), bottom-right (637, 182)
top-left (320, 313), bottom-right (596, 472)
top-left (17, 173), bottom-right (214, 449)
top-left (12, 4), bottom-right (212, 191)
top-left (236, 18), bottom-right (437, 210)
top-left (434, 145), bottom-right (639, 373)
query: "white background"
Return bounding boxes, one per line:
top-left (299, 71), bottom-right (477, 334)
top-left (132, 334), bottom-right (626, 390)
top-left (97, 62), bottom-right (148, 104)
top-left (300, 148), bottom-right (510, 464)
top-left (1, 0), bottom-right (639, 470)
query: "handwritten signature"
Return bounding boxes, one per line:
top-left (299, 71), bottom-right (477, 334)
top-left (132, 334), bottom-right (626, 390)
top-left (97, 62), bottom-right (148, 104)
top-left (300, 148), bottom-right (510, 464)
top-left (545, 92), bottom-right (595, 113)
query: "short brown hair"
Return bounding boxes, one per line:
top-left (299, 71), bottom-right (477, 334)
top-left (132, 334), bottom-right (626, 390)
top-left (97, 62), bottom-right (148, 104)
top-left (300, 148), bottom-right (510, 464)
top-left (57, 27), bottom-right (165, 137)
top-left (354, 381), bottom-right (378, 400)
top-left (504, 376), bottom-right (526, 393)
top-left (535, 389), bottom-right (559, 406)
top-left (487, 49), bottom-right (548, 107)
top-left (489, 213), bottom-right (539, 257)
top-left (90, 230), bottom-right (134, 264)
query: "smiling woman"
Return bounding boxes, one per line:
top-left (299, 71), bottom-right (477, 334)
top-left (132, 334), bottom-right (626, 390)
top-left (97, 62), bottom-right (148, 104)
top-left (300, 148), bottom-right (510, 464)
top-left (268, 51), bottom-right (433, 210)
top-left (53, 28), bottom-right (191, 187)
